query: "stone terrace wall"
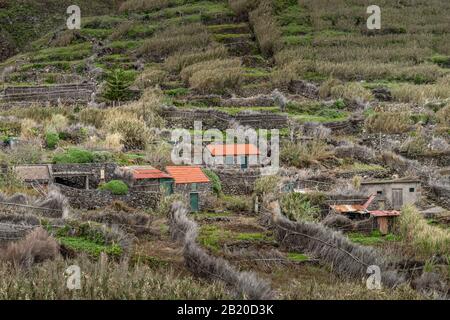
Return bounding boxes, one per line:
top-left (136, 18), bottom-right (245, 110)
top-left (214, 168), bottom-right (261, 195)
top-left (161, 108), bottom-right (288, 130)
top-left (57, 184), bottom-right (161, 210)
top-left (0, 83), bottom-right (95, 106)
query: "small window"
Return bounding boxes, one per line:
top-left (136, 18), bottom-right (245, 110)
top-left (409, 187), bottom-right (415, 193)
top-left (191, 183), bottom-right (198, 191)
top-left (377, 190), bottom-right (383, 195)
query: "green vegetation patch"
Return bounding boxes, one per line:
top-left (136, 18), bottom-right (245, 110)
top-left (348, 230), bottom-right (400, 246)
top-left (287, 252), bottom-right (309, 262)
top-left (59, 236), bottom-right (123, 258)
top-left (99, 180), bottom-right (129, 195)
top-left (53, 148), bottom-right (94, 164)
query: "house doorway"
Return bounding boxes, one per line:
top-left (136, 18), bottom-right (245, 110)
top-left (190, 192), bottom-right (199, 212)
top-left (392, 189), bottom-right (403, 209)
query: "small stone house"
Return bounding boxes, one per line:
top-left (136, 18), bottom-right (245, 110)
top-left (118, 166), bottom-right (174, 193)
top-left (205, 143), bottom-right (260, 170)
top-left (166, 166), bottom-right (211, 212)
top-left (360, 178), bottom-right (421, 210)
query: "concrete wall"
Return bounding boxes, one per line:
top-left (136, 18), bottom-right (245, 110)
top-left (360, 181), bottom-right (421, 210)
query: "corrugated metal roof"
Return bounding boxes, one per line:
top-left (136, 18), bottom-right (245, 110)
top-left (166, 166), bottom-right (210, 184)
top-left (369, 210), bottom-right (401, 217)
top-left (330, 204), bottom-right (367, 214)
top-left (206, 144), bottom-right (260, 156)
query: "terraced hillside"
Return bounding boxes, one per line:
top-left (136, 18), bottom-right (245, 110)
top-left (0, 0), bottom-right (449, 300)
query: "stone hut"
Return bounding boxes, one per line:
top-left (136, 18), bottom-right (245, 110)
top-left (166, 166), bottom-right (211, 212)
top-left (360, 178), bottom-right (421, 210)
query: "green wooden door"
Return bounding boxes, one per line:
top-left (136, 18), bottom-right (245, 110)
top-left (240, 156), bottom-right (248, 169)
top-left (190, 193), bottom-right (199, 212)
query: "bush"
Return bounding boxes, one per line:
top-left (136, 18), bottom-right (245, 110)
top-left (79, 108), bottom-right (106, 128)
top-left (399, 205), bottom-right (450, 256)
top-left (221, 195), bottom-right (251, 213)
top-left (99, 180), bottom-right (129, 195)
top-left (0, 228), bottom-right (59, 268)
top-left (280, 193), bottom-right (320, 222)
top-left (281, 140), bottom-right (334, 168)
top-left (53, 148), bottom-right (94, 164)
top-left (104, 111), bottom-right (151, 150)
top-left (45, 131), bottom-right (59, 149)
top-left (254, 175), bottom-right (281, 196)
top-left (0, 141), bottom-right (44, 165)
top-left (202, 169), bottom-right (222, 195)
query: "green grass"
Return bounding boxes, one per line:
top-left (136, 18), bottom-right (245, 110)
top-left (348, 231), bottom-right (401, 246)
top-left (287, 252), bottom-right (309, 262)
top-left (58, 236), bottom-right (122, 258)
top-left (53, 148), bottom-right (94, 164)
top-left (31, 43), bottom-right (92, 62)
top-left (235, 232), bottom-right (274, 242)
top-left (99, 180), bottom-right (129, 195)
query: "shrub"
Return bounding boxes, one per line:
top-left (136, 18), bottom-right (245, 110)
top-left (134, 67), bottom-right (168, 89)
top-left (436, 105), bottom-right (450, 127)
top-left (20, 118), bottom-right (39, 140)
top-left (202, 169), bottom-right (222, 195)
top-left (104, 111), bottom-right (151, 150)
top-left (399, 205), bottom-right (450, 256)
top-left (103, 133), bottom-right (124, 152)
top-left (254, 175), bottom-right (281, 196)
top-left (281, 140), bottom-right (334, 168)
top-left (79, 108), bottom-right (106, 128)
top-left (99, 180), bottom-right (129, 195)
top-left (0, 141), bottom-right (44, 165)
top-left (45, 131), bottom-right (59, 149)
top-left (144, 143), bottom-right (172, 170)
top-left (53, 148), bottom-right (94, 164)
top-left (0, 228), bottom-right (59, 268)
top-left (47, 114), bottom-right (68, 132)
top-left (249, 0), bottom-right (283, 56)
top-left (221, 195), bottom-right (251, 213)
top-left (280, 193), bottom-right (320, 222)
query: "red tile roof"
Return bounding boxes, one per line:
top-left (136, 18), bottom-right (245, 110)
top-left (166, 166), bottom-right (210, 184)
top-left (124, 166), bottom-right (173, 180)
top-left (206, 144), bottom-right (260, 156)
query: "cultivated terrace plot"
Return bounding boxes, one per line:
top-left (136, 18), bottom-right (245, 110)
top-left (0, 0), bottom-right (449, 303)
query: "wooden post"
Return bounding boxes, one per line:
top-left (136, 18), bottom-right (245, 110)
top-left (85, 176), bottom-right (89, 190)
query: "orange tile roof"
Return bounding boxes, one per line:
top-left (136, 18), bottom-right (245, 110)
top-left (124, 166), bottom-right (173, 180)
top-left (166, 166), bottom-right (210, 184)
top-left (206, 144), bottom-right (260, 156)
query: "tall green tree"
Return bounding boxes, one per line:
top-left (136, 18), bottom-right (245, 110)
top-left (104, 68), bottom-right (131, 102)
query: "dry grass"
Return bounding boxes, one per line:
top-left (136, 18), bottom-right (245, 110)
top-left (0, 228), bottom-right (59, 269)
top-left (364, 112), bottom-right (411, 134)
top-left (180, 58), bottom-right (243, 93)
top-left (281, 140), bottom-right (335, 168)
top-left (164, 45), bottom-right (228, 73)
top-left (399, 205), bottom-right (450, 256)
top-left (249, 0), bottom-right (283, 56)
top-left (138, 24), bottom-right (210, 59)
top-left (0, 256), bottom-right (230, 299)
top-left (119, 0), bottom-right (169, 13)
